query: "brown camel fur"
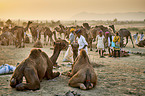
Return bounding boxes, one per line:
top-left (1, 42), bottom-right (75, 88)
top-left (33, 39), bottom-right (43, 48)
top-left (30, 26), bottom-right (42, 43)
top-left (71, 43), bottom-right (79, 61)
top-left (12, 21), bottom-right (32, 48)
top-left (68, 49), bottom-right (97, 90)
top-left (54, 25), bottom-right (66, 39)
top-left (50, 39), bottom-right (68, 66)
top-left (10, 49), bottom-right (60, 91)
top-left (44, 27), bottom-right (54, 45)
top-left (0, 31), bottom-right (16, 45)
top-left (109, 25), bottom-right (135, 48)
top-left (137, 39), bottom-right (145, 47)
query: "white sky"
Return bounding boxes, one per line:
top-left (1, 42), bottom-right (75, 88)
top-left (0, 0), bottom-right (145, 20)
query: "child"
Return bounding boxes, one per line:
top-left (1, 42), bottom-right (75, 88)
top-left (97, 31), bottom-right (105, 58)
top-left (113, 32), bottom-right (120, 58)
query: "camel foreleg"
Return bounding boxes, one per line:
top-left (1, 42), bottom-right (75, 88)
top-left (16, 68), bottom-right (40, 91)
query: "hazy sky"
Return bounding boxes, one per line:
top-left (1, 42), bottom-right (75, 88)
top-left (0, 0), bottom-right (145, 20)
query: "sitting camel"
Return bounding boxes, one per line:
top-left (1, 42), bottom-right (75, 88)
top-left (68, 49), bottom-right (97, 90)
top-left (33, 39), bottom-right (43, 48)
top-left (137, 39), bottom-right (145, 47)
top-left (10, 49), bottom-right (60, 91)
top-left (10, 40), bottom-right (68, 91)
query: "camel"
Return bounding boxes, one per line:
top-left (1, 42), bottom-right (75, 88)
top-left (54, 24), bottom-right (67, 39)
top-left (30, 26), bottom-right (42, 43)
top-left (33, 39), bottom-right (43, 48)
top-left (12, 21), bottom-right (32, 48)
top-left (68, 49), bottom-right (97, 90)
top-left (44, 27), bottom-right (54, 45)
top-left (50, 39), bottom-right (68, 66)
top-left (109, 25), bottom-right (135, 48)
top-left (1, 37), bottom-right (9, 46)
top-left (137, 39), bottom-right (145, 47)
top-left (10, 49), bottom-right (60, 91)
top-left (71, 43), bottom-right (79, 61)
top-left (0, 31), bottom-right (16, 45)
top-left (83, 23), bottom-right (103, 51)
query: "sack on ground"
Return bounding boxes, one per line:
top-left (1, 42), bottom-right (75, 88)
top-left (0, 64), bottom-right (16, 74)
top-left (63, 45), bottom-right (73, 62)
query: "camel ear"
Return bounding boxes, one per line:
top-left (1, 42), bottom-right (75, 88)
top-left (38, 49), bottom-right (42, 52)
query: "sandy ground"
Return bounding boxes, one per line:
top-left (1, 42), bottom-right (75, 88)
top-left (0, 25), bottom-right (145, 96)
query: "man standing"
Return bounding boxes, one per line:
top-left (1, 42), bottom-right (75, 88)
top-left (69, 28), bottom-right (75, 44)
top-left (75, 29), bottom-right (88, 54)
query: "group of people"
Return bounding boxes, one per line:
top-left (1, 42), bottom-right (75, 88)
top-left (96, 31), bottom-right (121, 58)
top-left (68, 28), bottom-right (121, 59)
top-left (133, 32), bottom-right (144, 44)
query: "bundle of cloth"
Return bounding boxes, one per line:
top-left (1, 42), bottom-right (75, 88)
top-left (0, 64), bottom-right (16, 75)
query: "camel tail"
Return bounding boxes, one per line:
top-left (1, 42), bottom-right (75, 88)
top-left (84, 69), bottom-right (91, 89)
top-left (80, 49), bottom-right (87, 58)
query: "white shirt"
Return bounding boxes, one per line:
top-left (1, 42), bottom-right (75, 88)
top-left (76, 35), bottom-right (88, 50)
top-left (76, 35), bottom-right (88, 54)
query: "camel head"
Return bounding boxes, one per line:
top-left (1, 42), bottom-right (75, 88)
top-left (83, 23), bottom-right (90, 30)
top-left (28, 21), bottom-right (32, 25)
top-left (71, 43), bottom-right (79, 52)
top-left (53, 39), bottom-right (68, 51)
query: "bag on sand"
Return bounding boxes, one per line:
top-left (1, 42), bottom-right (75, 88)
top-left (63, 45), bottom-right (73, 62)
top-left (0, 64), bottom-right (16, 74)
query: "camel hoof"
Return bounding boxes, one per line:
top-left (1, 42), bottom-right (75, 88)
top-left (90, 49), bottom-right (93, 51)
top-left (80, 84), bottom-right (86, 90)
top-left (89, 83), bottom-right (93, 89)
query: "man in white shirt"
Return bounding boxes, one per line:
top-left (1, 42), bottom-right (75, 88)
top-left (75, 29), bottom-right (88, 55)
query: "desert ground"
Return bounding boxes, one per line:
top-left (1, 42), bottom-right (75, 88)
top-left (0, 23), bottom-right (145, 96)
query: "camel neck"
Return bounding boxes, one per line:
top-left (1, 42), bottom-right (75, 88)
top-left (25, 23), bottom-right (30, 32)
top-left (50, 48), bottom-right (61, 65)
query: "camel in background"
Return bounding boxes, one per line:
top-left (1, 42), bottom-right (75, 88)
top-left (109, 25), bottom-right (135, 48)
top-left (30, 26), bottom-right (42, 43)
top-left (44, 27), bottom-right (54, 45)
top-left (11, 21), bottom-right (32, 48)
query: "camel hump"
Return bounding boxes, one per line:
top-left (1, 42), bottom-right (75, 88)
top-left (29, 49), bottom-right (41, 58)
top-left (80, 49), bottom-right (87, 58)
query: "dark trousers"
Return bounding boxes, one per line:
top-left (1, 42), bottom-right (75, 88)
top-left (114, 50), bottom-right (120, 57)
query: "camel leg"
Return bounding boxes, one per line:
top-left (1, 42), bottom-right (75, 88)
top-left (90, 40), bottom-right (93, 51)
top-left (130, 34), bottom-right (135, 48)
top-left (125, 37), bottom-right (128, 47)
top-left (50, 37), bottom-right (54, 46)
top-left (47, 36), bottom-right (49, 45)
top-left (45, 57), bottom-right (60, 79)
top-left (68, 72), bottom-right (87, 90)
top-left (44, 36), bottom-right (46, 45)
top-left (16, 68), bottom-right (40, 91)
